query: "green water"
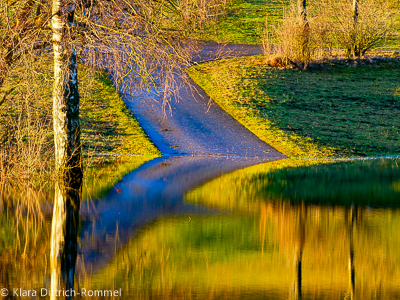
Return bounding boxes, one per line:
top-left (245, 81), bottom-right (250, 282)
top-left (1, 158), bottom-right (400, 299)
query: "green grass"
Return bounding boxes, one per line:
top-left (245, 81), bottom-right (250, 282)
top-left (188, 56), bottom-right (400, 158)
top-left (198, 0), bottom-right (400, 49)
top-left (80, 71), bottom-right (161, 159)
top-left (80, 69), bottom-right (161, 199)
top-left (198, 0), bottom-right (288, 44)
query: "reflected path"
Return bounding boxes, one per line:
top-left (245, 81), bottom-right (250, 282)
top-left (78, 155), bottom-right (280, 273)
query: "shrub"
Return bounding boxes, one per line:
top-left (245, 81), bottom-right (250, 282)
top-left (263, 6), bottom-right (322, 69)
top-left (311, 0), bottom-right (397, 58)
top-left (0, 56), bottom-right (54, 186)
top-left (265, 0), bottom-right (398, 66)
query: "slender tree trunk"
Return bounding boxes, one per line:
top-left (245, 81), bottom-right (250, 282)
top-left (297, 0), bottom-right (309, 69)
top-left (52, 0), bottom-right (82, 182)
top-left (298, 0), bottom-right (307, 23)
top-left (51, 2), bottom-right (81, 294)
top-left (353, 0), bottom-right (359, 24)
top-left (352, 0), bottom-right (360, 57)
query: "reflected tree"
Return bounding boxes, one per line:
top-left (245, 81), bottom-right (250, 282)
top-left (346, 205), bottom-right (360, 300)
top-left (293, 202), bottom-right (306, 300)
top-left (50, 178), bottom-right (81, 299)
top-left (260, 201), bottom-right (307, 300)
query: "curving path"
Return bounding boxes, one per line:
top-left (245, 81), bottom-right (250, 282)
top-left (122, 41), bottom-right (286, 159)
top-left (78, 42), bottom-right (286, 273)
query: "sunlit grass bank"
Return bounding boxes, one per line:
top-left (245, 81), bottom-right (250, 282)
top-left (80, 71), bottom-right (161, 199)
top-left (188, 56), bottom-right (400, 158)
top-left (81, 72), bottom-right (161, 159)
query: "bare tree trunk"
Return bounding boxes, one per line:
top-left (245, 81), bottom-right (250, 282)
top-left (353, 0), bottom-right (359, 24)
top-left (51, 3), bottom-right (81, 292)
top-left (298, 0), bottom-right (307, 23)
top-left (52, 0), bottom-right (82, 181)
top-left (352, 0), bottom-right (360, 57)
top-left (297, 0), bottom-right (309, 69)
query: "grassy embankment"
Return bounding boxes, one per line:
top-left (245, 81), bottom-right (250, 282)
top-left (188, 57), bottom-right (400, 158)
top-left (80, 70), bottom-right (161, 199)
top-left (189, 0), bottom-right (400, 160)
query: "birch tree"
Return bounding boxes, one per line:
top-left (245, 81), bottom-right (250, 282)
top-left (52, 0), bottom-right (81, 181)
top-left (2, 0), bottom-right (230, 183)
top-left (48, 0), bottom-right (191, 292)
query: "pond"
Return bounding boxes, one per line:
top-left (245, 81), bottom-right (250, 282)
top-left (1, 157), bottom-right (400, 299)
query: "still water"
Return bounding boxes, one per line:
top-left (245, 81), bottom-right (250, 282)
top-left (1, 157), bottom-right (400, 299)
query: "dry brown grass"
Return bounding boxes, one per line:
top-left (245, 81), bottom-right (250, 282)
top-left (264, 0), bottom-right (398, 68)
top-left (263, 6), bottom-right (321, 69)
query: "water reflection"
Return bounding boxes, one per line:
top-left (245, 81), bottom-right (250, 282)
top-left (347, 205), bottom-right (357, 300)
top-left (50, 179), bottom-right (81, 299)
top-left (78, 155), bottom-right (275, 273)
top-left (181, 158), bottom-right (400, 299)
top-left (2, 158), bottom-right (400, 299)
top-left (292, 203), bottom-right (306, 300)
top-left (89, 203), bottom-right (400, 299)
